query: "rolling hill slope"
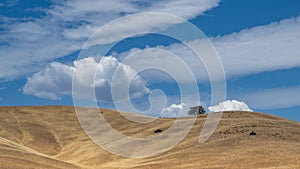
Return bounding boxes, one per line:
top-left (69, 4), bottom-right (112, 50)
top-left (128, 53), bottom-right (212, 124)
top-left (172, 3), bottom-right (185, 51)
top-left (0, 106), bottom-right (299, 168)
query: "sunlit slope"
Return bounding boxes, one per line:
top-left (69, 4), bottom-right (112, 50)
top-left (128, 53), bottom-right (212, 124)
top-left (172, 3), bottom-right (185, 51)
top-left (0, 106), bottom-right (299, 169)
top-left (0, 135), bottom-right (80, 169)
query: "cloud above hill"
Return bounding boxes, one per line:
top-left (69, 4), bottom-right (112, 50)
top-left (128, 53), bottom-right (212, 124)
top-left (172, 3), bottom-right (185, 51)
top-left (23, 56), bottom-right (149, 101)
top-left (160, 103), bottom-right (186, 118)
top-left (208, 100), bottom-right (253, 112)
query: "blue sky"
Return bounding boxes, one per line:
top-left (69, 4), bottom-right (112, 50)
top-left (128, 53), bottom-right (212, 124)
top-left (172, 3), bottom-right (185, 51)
top-left (0, 0), bottom-right (300, 122)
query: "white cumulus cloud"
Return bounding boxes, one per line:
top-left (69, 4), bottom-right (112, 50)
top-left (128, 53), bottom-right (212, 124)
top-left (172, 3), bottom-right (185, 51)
top-left (208, 100), bottom-right (253, 112)
top-left (23, 56), bottom-right (149, 101)
top-left (160, 103), bottom-right (186, 118)
top-left (23, 62), bottom-right (74, 100)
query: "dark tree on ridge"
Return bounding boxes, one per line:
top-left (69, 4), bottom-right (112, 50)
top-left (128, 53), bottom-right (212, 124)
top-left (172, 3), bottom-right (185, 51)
top-left (187, 106), bottom-right (206, 116)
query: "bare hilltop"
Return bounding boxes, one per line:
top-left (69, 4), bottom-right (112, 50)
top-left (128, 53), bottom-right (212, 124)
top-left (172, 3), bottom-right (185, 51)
top-left (0, 106), bottom-right (299, 168)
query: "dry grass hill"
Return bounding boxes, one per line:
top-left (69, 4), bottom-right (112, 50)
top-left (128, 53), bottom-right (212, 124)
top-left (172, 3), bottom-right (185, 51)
top-left (0, 106), bottom-right (299, 169)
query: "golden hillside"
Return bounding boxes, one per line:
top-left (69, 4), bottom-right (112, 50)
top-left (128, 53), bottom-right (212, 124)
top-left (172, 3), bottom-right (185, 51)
top-left (0, 106), bottom-right (299, 169)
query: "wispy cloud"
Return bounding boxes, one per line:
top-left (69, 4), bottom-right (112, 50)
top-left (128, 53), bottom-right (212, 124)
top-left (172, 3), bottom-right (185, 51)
top-left (116, 16), bottom-right (300, 82)
top-left (0, 0), bottom-right (18, 7)
top-left (0, 0), bottom-right (220, 80)
top-left (239, 86), bottom-right (300, 109)
top-left (212, 16), bottom-right (300, 77)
